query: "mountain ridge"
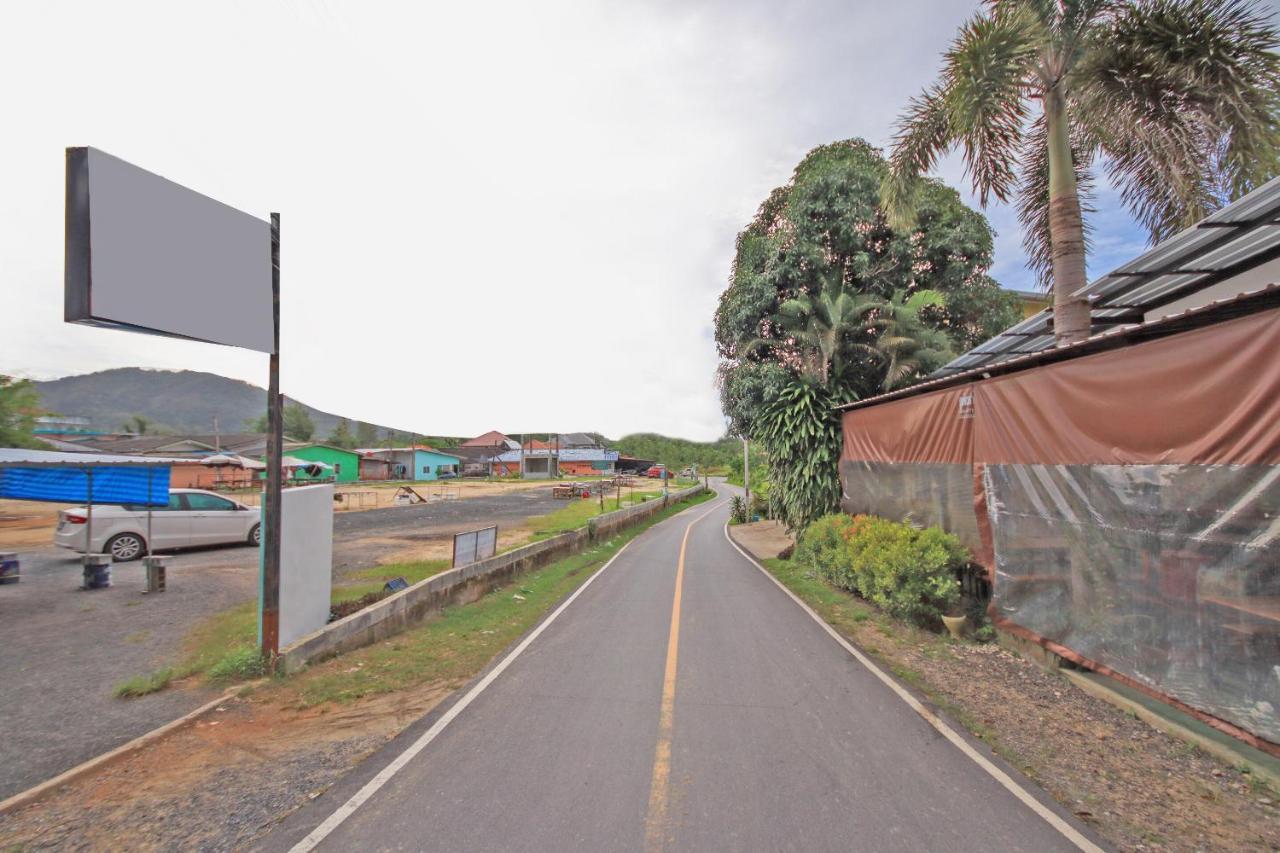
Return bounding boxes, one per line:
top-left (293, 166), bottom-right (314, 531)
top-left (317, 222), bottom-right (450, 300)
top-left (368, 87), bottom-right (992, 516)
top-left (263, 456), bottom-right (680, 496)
top-left (30, 367), bottom-right (407, 440)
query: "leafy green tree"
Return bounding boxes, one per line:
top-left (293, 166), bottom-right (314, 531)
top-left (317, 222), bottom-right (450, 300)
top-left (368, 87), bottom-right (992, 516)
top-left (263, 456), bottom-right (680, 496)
top-left (247, 403), bottom-right (314, 440)
top-left (716, 139), bottom-right (1017, 439)
top-left (753, 377), bottom-right (844, 531)
top-left (355, 421), bottom-right (378, 447)
top-left (884, 0), bottom-right (1280, 344)
top-left (877, 290), bottom-right (954, 390)
top-left (0, 375), bottom-right (44, 449)
top-left (284, 405), bottom-right (315, 441)
top-left (327, 418), bottom-right (356, 449)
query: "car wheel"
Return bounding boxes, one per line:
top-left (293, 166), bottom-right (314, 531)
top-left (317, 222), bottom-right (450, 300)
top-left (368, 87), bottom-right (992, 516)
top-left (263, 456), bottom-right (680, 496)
top-left (106, 533), bottom-right (146, 562)
top-left (248, 523), bottom-right (261, 547)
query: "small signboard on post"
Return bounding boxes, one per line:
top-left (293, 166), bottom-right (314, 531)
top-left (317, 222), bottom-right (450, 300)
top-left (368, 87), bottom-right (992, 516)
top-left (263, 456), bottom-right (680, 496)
top-left (453, 525), bottom-right (498, 568)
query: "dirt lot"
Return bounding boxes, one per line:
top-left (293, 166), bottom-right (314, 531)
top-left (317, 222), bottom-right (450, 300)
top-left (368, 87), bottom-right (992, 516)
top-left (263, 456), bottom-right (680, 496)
top-left (730, 522), bottom-right (1280, 852)
top-left (0, 485), bottom-right (566, 802)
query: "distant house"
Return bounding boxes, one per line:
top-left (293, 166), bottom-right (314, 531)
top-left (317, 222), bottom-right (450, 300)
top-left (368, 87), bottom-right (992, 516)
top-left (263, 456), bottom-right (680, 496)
top-left (461, 430), bottom-right (520, 450)
top-left (557, 447), bottom-right (619, 477)
top-left (1008, 288), bottom-right (1050, 319)
top-left (285, 444), bottom-right (361, 483)
top-left (358, 453), bottom-right (395, 481)
top-left (357, 447), bottom-right (462, 481)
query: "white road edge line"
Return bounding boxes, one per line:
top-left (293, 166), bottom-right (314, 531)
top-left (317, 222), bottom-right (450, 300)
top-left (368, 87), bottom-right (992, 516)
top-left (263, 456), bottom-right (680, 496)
top-left (722, 524), bottom-right (1104, 853)
top-left (291, 495), bottom-right (724, 852)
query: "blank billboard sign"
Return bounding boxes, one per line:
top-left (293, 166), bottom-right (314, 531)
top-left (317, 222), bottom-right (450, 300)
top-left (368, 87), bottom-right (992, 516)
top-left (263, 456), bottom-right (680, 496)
top-left (65, 147), bottom-right (274, 353)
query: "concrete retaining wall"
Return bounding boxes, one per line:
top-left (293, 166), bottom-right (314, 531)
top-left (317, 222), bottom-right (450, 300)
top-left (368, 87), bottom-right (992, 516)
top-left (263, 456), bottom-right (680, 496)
top-left (280, 483), bottom-right (706, 673)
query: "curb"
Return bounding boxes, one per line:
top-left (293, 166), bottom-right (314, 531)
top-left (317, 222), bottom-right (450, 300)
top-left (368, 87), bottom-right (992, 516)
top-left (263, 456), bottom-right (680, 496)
top-left (0, 683), bottom-right (253, 816)
top-left (1061, 669), bottom-right (1280, 791)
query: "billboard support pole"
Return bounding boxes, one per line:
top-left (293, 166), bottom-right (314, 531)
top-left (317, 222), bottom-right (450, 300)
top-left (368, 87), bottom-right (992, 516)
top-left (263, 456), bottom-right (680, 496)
top-left (261, 212), bottom-right (283, 659)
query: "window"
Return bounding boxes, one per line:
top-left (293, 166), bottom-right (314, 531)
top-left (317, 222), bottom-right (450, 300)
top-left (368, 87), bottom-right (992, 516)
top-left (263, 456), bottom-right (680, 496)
top-left (122, 493), bottom-right (184, 512)
top-left (184, 493), bottom-right (238, 511)
top-left (334, 463), bottom-right (342, 475)
top-left (423, 465), bottom-right (429, 475)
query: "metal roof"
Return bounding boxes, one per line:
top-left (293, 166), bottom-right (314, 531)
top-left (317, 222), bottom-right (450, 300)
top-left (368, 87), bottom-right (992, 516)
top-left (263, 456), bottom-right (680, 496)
top-left (838, 283), bottom-right (1280, 412)
top-left (932, 176), bottom-right (1280, 379)
top-left (0, 448), bottom-right (192, 468)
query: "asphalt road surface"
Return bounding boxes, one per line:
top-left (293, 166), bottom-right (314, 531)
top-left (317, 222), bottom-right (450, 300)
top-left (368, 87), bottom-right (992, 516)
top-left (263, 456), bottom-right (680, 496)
top-left (265, 484), bottom-right (1103, 853)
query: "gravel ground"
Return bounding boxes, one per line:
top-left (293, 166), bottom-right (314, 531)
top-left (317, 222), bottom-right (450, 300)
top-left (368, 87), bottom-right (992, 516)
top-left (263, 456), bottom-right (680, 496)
top-left (0, 486), bottom-right (562, 801)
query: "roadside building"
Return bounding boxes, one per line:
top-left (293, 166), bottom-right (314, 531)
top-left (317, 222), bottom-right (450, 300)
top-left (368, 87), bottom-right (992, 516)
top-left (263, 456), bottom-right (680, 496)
top-left (358, 453), bottom-right (396, 481)
top-left (557, 447), bottom-right (619, 477)
top-left (357, 447), bottom-right (462, 481)
top-left (839, 178), bottom-right (1280, 754)
top-left (284, 444), bottom-right (361, 483)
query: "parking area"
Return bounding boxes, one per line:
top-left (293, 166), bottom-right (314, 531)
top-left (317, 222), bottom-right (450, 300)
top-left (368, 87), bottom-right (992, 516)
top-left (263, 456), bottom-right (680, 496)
top-left (0, 485), bottom-right (566, 801)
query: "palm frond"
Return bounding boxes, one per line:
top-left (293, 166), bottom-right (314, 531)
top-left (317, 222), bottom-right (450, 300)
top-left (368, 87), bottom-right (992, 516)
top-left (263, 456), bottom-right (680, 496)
top-left (943, 8), bottom-right (1040, 205)
top-left (1074, 0), bottom-right (1280, 238)
top-left (883, 85), bottom-right (954, 230)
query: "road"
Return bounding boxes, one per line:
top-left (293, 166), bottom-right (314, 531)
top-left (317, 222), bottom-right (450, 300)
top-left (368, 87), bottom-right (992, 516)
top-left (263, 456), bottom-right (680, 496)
top-left (266, 484), bottom-right (1102, 852)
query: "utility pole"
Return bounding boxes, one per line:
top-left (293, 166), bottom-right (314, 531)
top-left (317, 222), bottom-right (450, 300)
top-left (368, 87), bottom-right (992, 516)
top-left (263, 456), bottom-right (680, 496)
top-left (743, 437), bottom-right (750, 507)
top-left (261, 212), bottom-right (283, 660)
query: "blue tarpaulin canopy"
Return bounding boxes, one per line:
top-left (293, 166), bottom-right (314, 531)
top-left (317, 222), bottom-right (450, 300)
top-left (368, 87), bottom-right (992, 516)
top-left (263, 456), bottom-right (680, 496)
top-left (0, 448), bottom-right (182, 506)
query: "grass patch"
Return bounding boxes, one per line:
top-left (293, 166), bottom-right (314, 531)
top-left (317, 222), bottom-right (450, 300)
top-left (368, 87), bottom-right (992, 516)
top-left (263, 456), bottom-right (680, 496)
top-left (266, 488), bottom-right (716, 707)
top-left (208, 647), bottom-right (267, 682)
top-left (142, 487), bottom-right (714, 700)
top-left (527, 489), bottom-right (664, 542)
top-left (114, 667), bottom-right (175, 698)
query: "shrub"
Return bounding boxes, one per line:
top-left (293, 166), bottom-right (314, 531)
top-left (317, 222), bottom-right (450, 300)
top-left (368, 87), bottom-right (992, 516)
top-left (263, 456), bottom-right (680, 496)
top-left (208, 646), bottom-right (267, 682)
top-left (797, 514), bottom-right (965, 626)
top-left (729, 495), bottom-right (749, 524)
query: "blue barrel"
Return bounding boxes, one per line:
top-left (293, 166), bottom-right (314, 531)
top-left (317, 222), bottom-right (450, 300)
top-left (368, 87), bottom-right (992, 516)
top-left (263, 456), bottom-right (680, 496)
top-left (0, 553), bottom-right (17, 585)
top-left (82, 555), bottom-right (111, 590)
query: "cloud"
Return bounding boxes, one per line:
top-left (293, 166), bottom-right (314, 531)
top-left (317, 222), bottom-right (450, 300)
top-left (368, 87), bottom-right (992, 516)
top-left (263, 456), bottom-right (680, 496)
top-left (0, 1), bottom-right (1154, 440)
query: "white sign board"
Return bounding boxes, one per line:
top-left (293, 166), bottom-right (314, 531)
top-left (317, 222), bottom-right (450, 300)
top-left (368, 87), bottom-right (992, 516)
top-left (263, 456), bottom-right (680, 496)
top-left (453, 525), bottom-right (498, 568)
top-left (64, 147), bottom-right (274, 353)
top-left (279, 484), bottom-right (334, 647)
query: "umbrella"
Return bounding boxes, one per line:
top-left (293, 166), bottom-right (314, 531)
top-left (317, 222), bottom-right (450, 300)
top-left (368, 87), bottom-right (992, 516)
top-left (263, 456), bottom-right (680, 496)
top-left (200, 454), bottom-right (266, 470)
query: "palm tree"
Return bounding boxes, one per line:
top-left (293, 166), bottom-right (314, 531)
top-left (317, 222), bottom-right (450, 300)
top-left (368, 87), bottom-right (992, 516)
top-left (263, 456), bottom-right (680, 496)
top-left (876, 290), bottom-right (955, 390)
top-left (750, 272), bottom-right (885, 384)
top-left (883, 0), bottom-right (1280, 344)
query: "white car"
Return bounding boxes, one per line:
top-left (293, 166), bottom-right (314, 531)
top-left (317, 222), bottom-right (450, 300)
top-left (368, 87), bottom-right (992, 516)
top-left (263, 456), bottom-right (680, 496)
top-left (54, 489), bottom-right (261, 561)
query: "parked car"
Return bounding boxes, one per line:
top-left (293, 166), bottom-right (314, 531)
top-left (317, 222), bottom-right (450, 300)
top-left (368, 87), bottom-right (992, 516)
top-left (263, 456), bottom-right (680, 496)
top-left (437, 471), bottom-right (458, 480)
top-left (54, 489), bottom-right (261, 561)
top-left (679, 467), bottom-right (695, 478)
top-left (646, 465), bottom-right (666, 478)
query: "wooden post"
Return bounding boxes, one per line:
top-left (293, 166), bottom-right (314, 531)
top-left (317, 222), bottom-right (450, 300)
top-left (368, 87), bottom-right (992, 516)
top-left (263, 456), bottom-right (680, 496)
top-left (261, 212), bottom-right (283, 659)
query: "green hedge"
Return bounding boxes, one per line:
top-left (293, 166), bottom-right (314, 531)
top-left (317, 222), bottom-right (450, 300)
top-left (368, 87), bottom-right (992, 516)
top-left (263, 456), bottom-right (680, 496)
top-left (795, 514), bottom-right (966, 626)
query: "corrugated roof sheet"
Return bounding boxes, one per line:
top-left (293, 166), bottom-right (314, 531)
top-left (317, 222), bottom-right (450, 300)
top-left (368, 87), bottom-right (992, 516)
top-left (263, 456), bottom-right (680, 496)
top-left (932, 176), bottom-right (1280, 379)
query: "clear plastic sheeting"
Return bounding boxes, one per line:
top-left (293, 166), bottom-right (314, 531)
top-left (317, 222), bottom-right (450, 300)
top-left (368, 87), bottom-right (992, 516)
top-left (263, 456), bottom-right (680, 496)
top-left (986, 463), bottom-right (1280, 743)
top-left (839, 460), bottom-right (981, 555)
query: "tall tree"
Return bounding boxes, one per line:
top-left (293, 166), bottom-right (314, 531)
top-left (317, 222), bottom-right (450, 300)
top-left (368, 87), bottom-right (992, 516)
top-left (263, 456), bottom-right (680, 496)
top-left (283, 404), bottom-right (315, 441)
top-left (355, 421), bottom-right (378, 447)
top-left (884, 0), bottom-right (1280, 344)
top-left (0, 375), bottom-right (44, 449)
top-left (327, 417), bottom-right (356, 449)
top-left (716, 138), bottom-right (1017, 437)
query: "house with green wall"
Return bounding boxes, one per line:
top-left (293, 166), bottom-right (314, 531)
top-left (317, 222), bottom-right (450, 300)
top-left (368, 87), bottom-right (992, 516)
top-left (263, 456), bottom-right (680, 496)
top-left (283, 444), bottom-right (361, 483)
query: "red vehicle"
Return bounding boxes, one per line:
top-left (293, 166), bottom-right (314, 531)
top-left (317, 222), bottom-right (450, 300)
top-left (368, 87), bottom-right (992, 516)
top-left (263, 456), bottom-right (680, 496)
top-left (645, 465), bottom-right (666, 479)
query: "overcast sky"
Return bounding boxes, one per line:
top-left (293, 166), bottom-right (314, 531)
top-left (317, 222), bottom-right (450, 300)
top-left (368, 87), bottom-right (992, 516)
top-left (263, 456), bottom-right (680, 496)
top-left (5, 1), bottom-right (1270, 441)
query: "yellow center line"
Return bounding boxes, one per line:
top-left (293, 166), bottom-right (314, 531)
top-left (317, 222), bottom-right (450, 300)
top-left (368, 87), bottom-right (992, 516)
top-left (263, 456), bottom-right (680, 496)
top-left (644, 500), bottom-right (723, 853)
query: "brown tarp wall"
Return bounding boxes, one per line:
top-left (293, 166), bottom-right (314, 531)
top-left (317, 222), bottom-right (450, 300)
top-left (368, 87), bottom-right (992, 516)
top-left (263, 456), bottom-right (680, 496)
top-left (840, 307), bottom-right (1280, 752)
